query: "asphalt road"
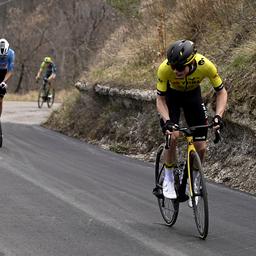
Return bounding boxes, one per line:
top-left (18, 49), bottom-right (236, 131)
top-left (0, 102), bottom-right (255, 256)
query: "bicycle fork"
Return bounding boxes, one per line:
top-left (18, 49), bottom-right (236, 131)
top-left (186, 136), bottom-right (196, 198)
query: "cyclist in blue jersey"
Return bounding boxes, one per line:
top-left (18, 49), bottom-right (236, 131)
top-left (0, 38), bottom-right (15, 116)
top-left (36, 56), bottom-right (56, 91)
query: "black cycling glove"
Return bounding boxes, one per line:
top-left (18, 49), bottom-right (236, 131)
top-left (0, 82), bottom-right (7, 96)
top-left (163, 120), bottom-right (179, 133)
top-left (212, 115), bottom-right (224, 129)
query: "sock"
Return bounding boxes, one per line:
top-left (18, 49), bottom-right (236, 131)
top-left (164, 163), bottom-right (176, 182)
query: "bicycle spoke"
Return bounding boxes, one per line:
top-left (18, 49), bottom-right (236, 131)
top-left (154, 144), bottom-right (179, 226)
top-left (47, 88), bottom-right (55, 108)
top-left (190, 152), bottom-right (209, 239)
top-left (38, 87), bottom-right (45, 108)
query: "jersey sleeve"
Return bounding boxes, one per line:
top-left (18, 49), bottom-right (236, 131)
top-left (7, 49), bottom-right (15, 72)
top-left (205, 59), bottom-right (223, 91)
top-left (40, 61), bottom-right (46, 70)
top-left (156, 61), bottom-right (169, 96)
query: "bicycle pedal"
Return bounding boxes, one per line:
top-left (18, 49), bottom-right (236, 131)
top-left (152, 187), bottom-right (164, 199)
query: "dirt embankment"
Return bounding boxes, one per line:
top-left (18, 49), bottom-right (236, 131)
top-left (44, 84), bottom-right (256, 196)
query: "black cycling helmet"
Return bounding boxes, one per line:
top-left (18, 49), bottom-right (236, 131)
top-left (167, 39), bottom-right (197, 67)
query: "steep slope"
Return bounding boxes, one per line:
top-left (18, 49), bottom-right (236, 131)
top-left (43, 0), bottom-right (256, 194)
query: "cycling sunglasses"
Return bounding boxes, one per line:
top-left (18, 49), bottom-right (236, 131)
top-left (171, 64), bottom-right (187, 72)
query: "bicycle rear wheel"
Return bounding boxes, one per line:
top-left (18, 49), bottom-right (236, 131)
top-left (154, 144), bottom-right (179, 226)
top-left (47, 88), bottom-right (55, 108)
top-left (189, 151), bottom-right (209, 239)
top-left (38, 87), bottom-right (45, 108)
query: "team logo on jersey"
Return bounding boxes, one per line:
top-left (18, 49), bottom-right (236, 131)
top-left (198, 58), bottom-right (205, 65)
top-left (201, 103), bottom-right (208, 118)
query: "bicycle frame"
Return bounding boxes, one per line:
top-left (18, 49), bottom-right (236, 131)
top-left (37, 78), bottom-right (55, 108)
top-left (186, 135), bottom-right (196, 198)
top-left (155, 123), bottom-right (219, 239)
top-left (42, 79), bottom-right (50, 93)
top-left (167, 123), bottom-right (220, 197)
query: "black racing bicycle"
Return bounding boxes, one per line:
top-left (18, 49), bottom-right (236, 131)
top-left (153, 123), bottom-right (221, 239)
top-left (37, 78), bottom-right (55, 108)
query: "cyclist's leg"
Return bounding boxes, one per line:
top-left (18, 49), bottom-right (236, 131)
top-left (0, 97), bottom-right (3, 117)
top-left (43, 77), bottom-right (47, 91)
top-left (0, 70), bottom-right (7, 117)
top-left (178, 88), bottom-right (207, 200)
top-left (47, 73), bottom-right (56, 91)
top-left (193, 141), bottom-right (207, 163)
top-left (159, 118), bottom-right (180, 199)
top-left (44, 74), bottom-right (54, 97)
top-left (183, 87), bottom-right (208, 163)
top-left (160, 89), bottom-right (181, 199)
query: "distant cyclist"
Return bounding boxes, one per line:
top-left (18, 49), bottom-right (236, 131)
top-left (0, 38), bottom-right (15, 117)
top-left (156, 39), bottom-right (227, 199)
top-left (36, 56), bottom-right (56, 91)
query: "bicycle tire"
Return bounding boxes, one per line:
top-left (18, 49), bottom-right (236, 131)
top-left (155, 144), bottom-right (179, 226)
top-left (38, 87), bottom-right (45, 108)
top-left (47, 88), bottom-right (55, 108)
top-left (189, 151), bottom-right (209, 239)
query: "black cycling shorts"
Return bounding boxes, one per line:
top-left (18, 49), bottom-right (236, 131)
top-left (0, 69), bottom-right (7, 83)
top-left (0, 69), bottom-right (7, 98)
top-left (160, 86), bottom-right (208, 141)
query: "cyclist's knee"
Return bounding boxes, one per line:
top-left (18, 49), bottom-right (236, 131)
top-left (170, 131), bottom-right (180, 141)
top-left (194, 141), bottom-right (207, 161)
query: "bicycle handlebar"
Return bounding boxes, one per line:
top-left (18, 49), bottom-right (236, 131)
top-left (164, 122), bottom-right (221, 149)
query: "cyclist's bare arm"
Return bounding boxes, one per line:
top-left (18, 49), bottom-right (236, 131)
top-left (156, 95), bottom-right (170, 122)
top-left (36, 69), bottom-right (42, 80)
top-left (47, 73), bottom-right (56, 82)
top-left (215, 87), bottom-right (227, 117)
top-left (2, 71), bottom-right (13, 83)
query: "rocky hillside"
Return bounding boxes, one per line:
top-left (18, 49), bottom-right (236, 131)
top-left (38, 0), bottom-right (256, 194)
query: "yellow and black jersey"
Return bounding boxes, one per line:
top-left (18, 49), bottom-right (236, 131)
top-left (156, 53), bottom-right (223, 95)
top-left (39, 61), bottom-right (56, 77)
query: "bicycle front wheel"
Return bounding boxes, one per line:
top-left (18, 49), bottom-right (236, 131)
top-left (47, 88), bottom-right (55, 108)
top-left (189, 151), bottom-right (209, 239)
top-left (38, 87), bottom-right (45, 108)
top-left (155, 144), bottom-right (179, 226)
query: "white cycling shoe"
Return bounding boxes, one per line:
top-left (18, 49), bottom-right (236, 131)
top-left (188, 197), bottom-right (192, 208)
top-left (163, 178), bottom-right (177, 199)
top-left (188, 196), bottom-right (199, 208)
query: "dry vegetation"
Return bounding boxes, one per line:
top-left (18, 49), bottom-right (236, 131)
top-left (81, 0), bottom-right (256, 136)
top-left (86, 0), bottom-right (256, 93)
top-left (44, 0), bottom-right (256, 194)
top-left (0, 0), bottom-right (123, 94)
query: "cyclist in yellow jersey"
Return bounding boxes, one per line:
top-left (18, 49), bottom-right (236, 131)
top-left (156, 39), bottom-right (227, 199)
top-left (36, 56), bottom-right (56, 90)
